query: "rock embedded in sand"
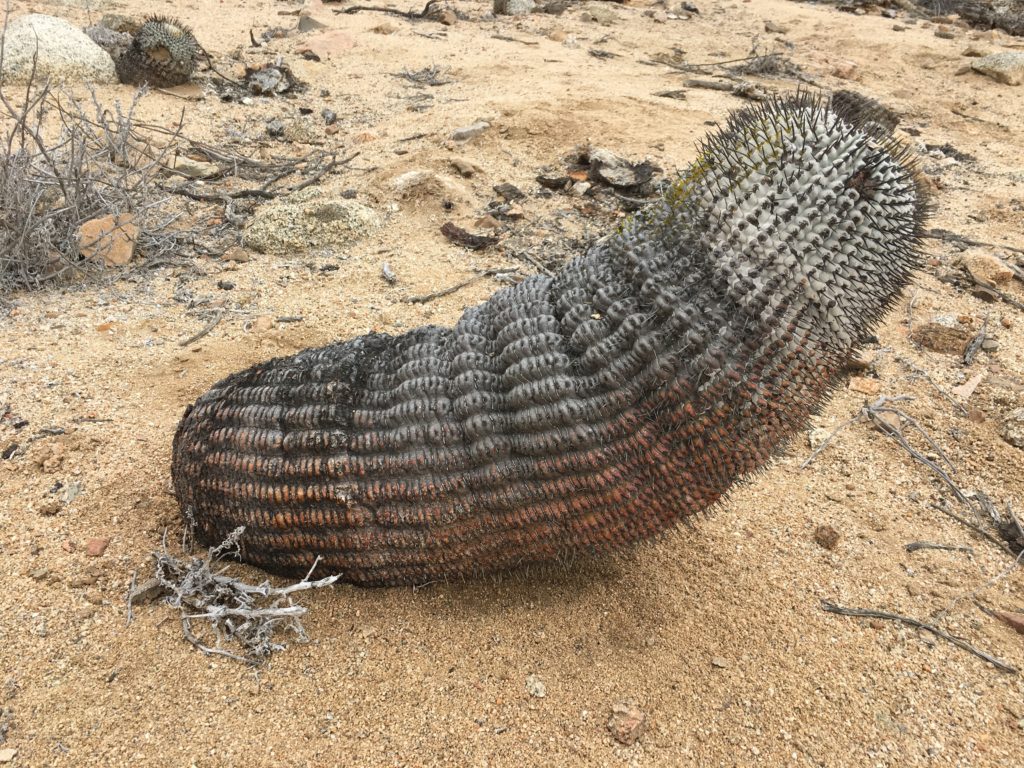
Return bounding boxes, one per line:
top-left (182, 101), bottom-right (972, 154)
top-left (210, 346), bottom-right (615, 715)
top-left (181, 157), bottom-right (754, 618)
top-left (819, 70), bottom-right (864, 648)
top-left (1000, 408), bottom-right (1024, 449)
top-left (971, 52), bottom-right (1024, 85)
top-left (607, 701), bottom-right (646, 745)
top-left (910, 322), bottom-right (972, 356)
top-left (78, 214), bottom-right (139, 267)
top-left (963, 252), bottom-right (1014, 286)
top-left (243, 187), bottom-right (380, 254)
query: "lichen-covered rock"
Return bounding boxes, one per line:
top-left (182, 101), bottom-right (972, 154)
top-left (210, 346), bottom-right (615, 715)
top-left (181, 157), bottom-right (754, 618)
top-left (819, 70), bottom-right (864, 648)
top-left (173, 93), bottom-right (928, 586)
top-left (242, 187), bottom-right (380, 254)
top-left (0, 14), bottom-right (116, 85)
top-left (971, 52), bottom-right (1024, 86)
top-left (1001, 408), bottom-right (1024, 449)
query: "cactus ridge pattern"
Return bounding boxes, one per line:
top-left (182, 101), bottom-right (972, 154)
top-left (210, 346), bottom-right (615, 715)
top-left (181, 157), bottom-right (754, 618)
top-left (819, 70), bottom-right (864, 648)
top-left (115, 16), bottom-right (199, 88)
top-left (172, 92), bottom-right (929, 587)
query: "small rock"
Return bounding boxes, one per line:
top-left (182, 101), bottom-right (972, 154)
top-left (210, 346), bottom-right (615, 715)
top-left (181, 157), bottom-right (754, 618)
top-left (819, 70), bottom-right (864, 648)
top-left (963, 253), bottom-right (1014, 286)
top-left (808, 427), bottom-right (832, 450)
top-left (869, 619), bottom-right (885, 630)
top-left (711, 656), bottom-right (730, 669)
top-left (452, 121), bottom-right (491, 142)
top-left (437, 9), bottom-right (458, 25)
top-left (222, 246), bottom-right (252, 263)
top-left (85, 537), bottom-right (110, 557)
top-left (493, 183), bottom-right (525, 201)
top-left (981, 338), bottom-right (999, 352)
top-left (0, 748), bottom-right (17, 763)
top-left (1000, 408), bottom-right (1024, 449)
top-left (814, 524), bottom-right (840, 551)
top-left (475, 214), bottom-right (502, 230)
top-left (322, 108), bottom-right (338, 126)
top-left (580, 4), bottom-right (620, 25)
top-left (77, 213), bottom-right (139, 267)
top-left (297, 14), bottom-right (329, 33)
top-left (607, 701), bottom-right (646, 746)
top-left (297, 30), bottom-right (356, 60)
top-left (525, 673), bottom-right (546, 698)
top-left (494, 0), bottom-right (536, 14)
top-left (934, 26), bottom-right (956, 39)
top-left (244, 187), bottom-right (380, 254)
top-left (0, 14), bottom-right (117, 85)
top-left (547, 28), bottom-right (567, 42)
top-left (848, 376), bottom-right (881, 396)
top-left (250, 316), bottom-right (275, 333)
top-left (962, 44), bottom-right (991, 57)
top-left (170, 156), bottom-right (221, 179)
top-left (764, 20), bottom-right (789, 33)
top-left (69, 572), bottom-right (99, 588)
top-left (994, 610), bottom-right (1024, 636)
top-left (282, 118), bottom-right (321, 144)
top-left (587, 148), bottom-right (658, 189)
top-left (872, 411), bottom-right (902, 433)
top-left (832, 62), bottom-right (859, 81)
top-left (450, 157), bottom-right (483, 177)
top-left (971, 52), bottom-right (1024, 86)
top-left (910, 323), bottom-right (971, 355)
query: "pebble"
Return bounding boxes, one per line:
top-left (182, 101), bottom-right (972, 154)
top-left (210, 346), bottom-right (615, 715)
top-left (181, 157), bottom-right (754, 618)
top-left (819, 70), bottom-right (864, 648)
top-left (813, 524), bottom-right (840, 551)
top-left (848, 376), bottom-right (881, 396)
top-left (711, 656), bottom-right (730, 669)
top-left (607, 701), bottom-right (646, 745)
top-left (77, 214), bottom-right (139, 267)
top-left (451, 121), bottom-right (491, 142)
top-left (962, 44), bottom-right (991, 57)
top-left (85, 537), bottom-right (110, 557)
top-left (525, 673), bottom-right (546, 698)
top-left (963, 253), bottom-right (1014, 286)
top-left (764, 20), bottom-right (789, 34)
top-left (808, 427), bottom-right (832, 451)
top-left (450, 157), bottom-right (483, 177)
top-left (1000, 408), bottom-right (1024, 449)
top-left (222, 246), bottom-right (252, 263)
top-left (971, 52), bottom-right (1024, 86)
top-left (69, 572), bottom-right (99, 587)
top-left (0, 748), bottom-right (17, 763)
top-left (170, 157), bottom-right (221, 179)
top-left (910, 323), bottom-right (971, 355)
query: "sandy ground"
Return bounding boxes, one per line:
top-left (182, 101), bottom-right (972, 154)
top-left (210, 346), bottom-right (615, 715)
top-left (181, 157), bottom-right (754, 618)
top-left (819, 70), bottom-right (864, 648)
top-left (2, 0), bottom-right (1024, 765)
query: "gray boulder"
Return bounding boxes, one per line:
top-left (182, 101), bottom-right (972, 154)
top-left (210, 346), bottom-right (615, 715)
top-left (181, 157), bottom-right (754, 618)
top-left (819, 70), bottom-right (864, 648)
top-left (1, 14), bottom-right (116, 85)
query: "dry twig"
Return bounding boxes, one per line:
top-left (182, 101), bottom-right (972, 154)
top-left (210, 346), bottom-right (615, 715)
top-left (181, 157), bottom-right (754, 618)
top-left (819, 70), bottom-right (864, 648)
top-left (133, 524), bottom-right (341, 663)
top-left (821, 600), bottom-right (1018, 674)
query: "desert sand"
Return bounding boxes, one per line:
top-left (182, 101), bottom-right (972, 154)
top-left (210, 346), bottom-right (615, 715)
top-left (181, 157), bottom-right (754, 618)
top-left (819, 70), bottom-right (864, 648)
top-left (1, 0), bottom-right (1023, 765)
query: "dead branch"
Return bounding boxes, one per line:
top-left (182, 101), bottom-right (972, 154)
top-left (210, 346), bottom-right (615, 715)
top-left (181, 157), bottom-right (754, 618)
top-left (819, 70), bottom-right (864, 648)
top-left (821, 600), bottom-right (1018, 674)
top-left (178, 310), bottom-right (223, 347)
top-left (133, 525), bottom-right (341, 663)
top-left (406, 268), bottom-right (520, 304)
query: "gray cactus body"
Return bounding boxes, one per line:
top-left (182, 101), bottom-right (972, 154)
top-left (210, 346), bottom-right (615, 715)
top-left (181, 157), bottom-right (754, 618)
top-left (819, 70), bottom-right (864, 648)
top-left (172, 93), bottom-right (928, 586)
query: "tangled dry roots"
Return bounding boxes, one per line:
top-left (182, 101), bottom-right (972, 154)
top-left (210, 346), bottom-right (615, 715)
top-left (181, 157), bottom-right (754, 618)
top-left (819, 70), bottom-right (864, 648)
top-left (172, 91), bottom-right (929, 587)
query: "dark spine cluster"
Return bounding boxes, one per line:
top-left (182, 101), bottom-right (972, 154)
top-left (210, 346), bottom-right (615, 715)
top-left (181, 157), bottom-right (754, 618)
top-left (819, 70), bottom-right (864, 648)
top-left (172, 93), bottom-right (928, 587)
